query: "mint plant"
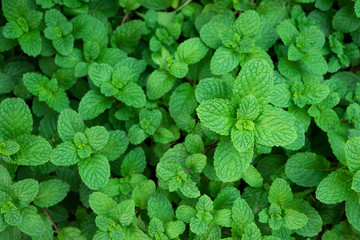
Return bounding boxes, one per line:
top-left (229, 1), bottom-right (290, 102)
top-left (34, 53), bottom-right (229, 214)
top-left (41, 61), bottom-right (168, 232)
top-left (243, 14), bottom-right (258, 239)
top-left (2, 0), bottom-right (360, 239)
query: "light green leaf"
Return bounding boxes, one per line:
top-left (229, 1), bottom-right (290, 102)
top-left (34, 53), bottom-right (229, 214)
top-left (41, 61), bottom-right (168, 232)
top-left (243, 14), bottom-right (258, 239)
top-left (345, 137), bottom-right (360, 173)
top-left (268, 178), bottom-right (293, 206)
top-left (33, 179), bottom-right (70, 207)
top-left (13, 135), bottom-right (52, 166)
top-left (175, 37), bottom-right (208, 65)
top-left (0, 98), bottom-right (33, 139)
top-left (146, 70), bottom-right (176, 100)
top-left (214, 138), bottom-right (252, 182)
top-left (18, 30), bottom-right (42, 57)
top-left (88, 63), bottom-right (112, 87)
top-left (197, 99), bottom-right (237, 135)
top-left (231, 128), bottom-right (254, 153)
top-left (254, 106), bottom-right (297, 147)
top-left (89, 192), bottom-right (117, 216)
top-left (283, 208), bottom-right (308, 230)
top-left (58, 109), bottom-right (85, 142)
top-left (210, 47), bottom-right (239, 75)
top-left (78, 154), bottom-right (110, 190)
top-left (233, 59), bottom-right (273, 105)
top-left (17, 206), bottom-right (45, 236)
top-left (233, 10), bottom-right (260, 36)
top-left (115, 199), bottom-right (135, 226)
top-left (121, 147), bottom-right (146, 176)
top-left (50, 141), bottom-right (79, 166)
top-left (100, 130), bottom-right (128, 161)
top-left (78, 90), bottom-right (113, 120)
top-left (285, 152), bottom-right (330, 187)
top-left (316, 169), bottom-right (353, 204)
top-left (116, 82), bottom-right (146, 108)
top-left (132, 180), bottom-right (156, 209)
top-left (11, 179), bottom-right (38, 203)
top-left (148, 194), bottom-right (174, 223)
top-left (85, 126), bottom-right (109, 152)
top-left (345, 192), bottom-right (360, 232)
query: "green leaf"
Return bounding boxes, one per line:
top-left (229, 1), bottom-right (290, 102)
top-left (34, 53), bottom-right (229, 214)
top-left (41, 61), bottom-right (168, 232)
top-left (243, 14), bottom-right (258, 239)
top-left (148, 194), bottom-right (174, 223)
top-left (57, 227), bottom-right (87, 240)
top-left (268, 178), bottom-right (293, 206)
top-left (115, 199), bottom-right (135, 226)
top-left (242, 165), bottom-right (263, 188)
top-left (0, 98), bottom-right (33, 139)
top-left (88, 63), bottom-right (112, 87)
top-left (18, 30), bottom-right (42, 57)
top-left (115, 82), bottom-right (146, 108)
top-left (285, 152), bottom-right (330, 187)
top-left (296, 26), bottom-right (325, 52)
top-left (345, 137), bottom-right (360, 173)
top-left (78, 154), bottom-right (110, 190)
top-left (233, 10), bottom-right (260, 36)
top-left (58, 109), bottom-right (85, 142)
top-left (132, 180), bottom-right (156, 209)
top-left (233, 59), bottom-right (273, 105)
top-left (79, 90), bottom-right (113, 120)
top-left (121, 147), bottom-right (146, 176)
top-left (51, 141), bottom-right (79, 166)
top-left (213, 209), bottom-right (232, 227)
top-left (197, 99), bottom-right (237, 135)
top-left (0, 165), bottom-right (12, 192)
top-left (195, 78), bottom-right (229, 104)
top-left (100, 130), bottom-right (128, 161)
top-left (169, 83), bottom-right (197, 121)
top-left (185, 134), bottom-right (204, 154)
top-left (146, 70), bottom-right (176, 100)
top-left (232, 197), bottom-right (254, 235)
top-left (231, 128), bottom-right (254, 153)
top-left (283, 208), bottom-right (308, 230)
top-left (165, 221), bottom-right (185, 239)
top-left (186, 154), bottom-right (206, 173)
top-left (17, 206), bottom-right (45, 236)
top-left (89, 192), bottom-right (117, 216)
top-left (176, 205), bottom-right (196, 223)
top-left (316, 169), bottom-right (353, 204)
top-left (175, 37), bottom-right (208, 65)
top-left (345, 192), bottom-right (360, 232)
top-left (149, 217), bottom-right (164, 236)
top-left (277, 20), bottom-right (299, 46)
top-left (85, 126), bottom-right (109, 152)
top-left (110, 20), bottom-right (145, 54)
top-left (13, 135), bottom-right (52, 166)
top-left (214, 138), bottom-right (252, 182)
top-left (200, 22), bottom-right (228, 49)
top-left (301, 52), bottom-right (327, 75)
top-left (128, 124), bottom-right (147, 145)
top-left (11, 179), bottom-right (39, 203)
top-left (3, 21), bottom-right (23, 39)
top-left (33, 179), bottom-right (70, 207)
top-left (254, 106), bottom-right (297, 147)
top-left (210, 47), bottom-right (239, 75)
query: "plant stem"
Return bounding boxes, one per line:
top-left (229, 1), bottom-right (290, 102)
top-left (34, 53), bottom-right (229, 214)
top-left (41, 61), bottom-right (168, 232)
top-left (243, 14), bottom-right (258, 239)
top-left (186, 76), bottom-right (194, 85)
top-left (121, 13), bottom-right (129, 25)
top-left (175, 0), bottom-right (192, 12)
top-left (43, 207), bottom-right (58, 230)
top-left (184, 167), bottom-right (192, 174)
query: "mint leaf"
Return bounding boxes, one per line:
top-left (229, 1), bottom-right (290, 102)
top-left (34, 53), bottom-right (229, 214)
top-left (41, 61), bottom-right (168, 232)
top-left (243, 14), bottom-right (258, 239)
top-left (316, 169), bottom-right (353, 204)
top-left (214, 138), bottom-right (252, 182)
top-left (0, 98), bottom-right (33, 139)
top-left (197, 99), bottom-right (237, 135)
top-left (233, 59), bottom-right (273, 105)
top-left (33, 179), bottom-right (70, 207)
top-left (78, 154), bottom-right (110, 190)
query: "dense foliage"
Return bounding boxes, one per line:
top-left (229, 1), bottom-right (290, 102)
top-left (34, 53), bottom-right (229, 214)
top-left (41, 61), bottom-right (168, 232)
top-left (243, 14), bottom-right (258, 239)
top-left (1, 0), bottom-right (360, 239)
